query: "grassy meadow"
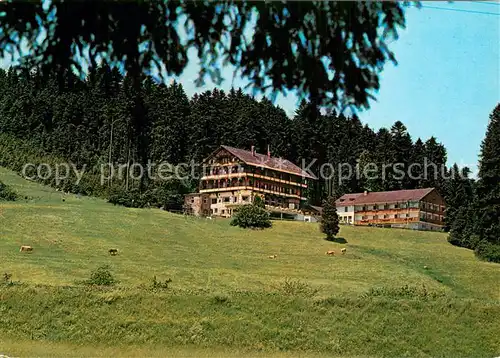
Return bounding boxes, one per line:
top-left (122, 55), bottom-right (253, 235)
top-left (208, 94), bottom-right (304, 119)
top-left (0, 167), bottom-right (499, 357)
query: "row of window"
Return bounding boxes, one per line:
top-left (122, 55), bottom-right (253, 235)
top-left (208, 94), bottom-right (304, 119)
top-left (206, 166), bottom-right (245, 176)
top-left (421, 202), bottom-right (444, 212)
top-left (355, 202), bottom-right (420, 211)
top-left (202, 180), bottom-right (299, 195)
top-left (205, 165), bottom-right (299, 183)
top-left (190, 196), bottom-right (250, 205)
top-left (208, 196), bottom-right (250, 205)
top-left (254, 182), bottom-right (298, 195)
top-left (209, 156), bottom-right (238, 164)
top-left (420, 212), bottom-right (443, 221)
top-left (354, 214), bottom-right (444, 222)
top-left (359, 213), bottom-right (413, 220)
top-left (344, 204), bottom-right (445, 214)
top-left (353, 203), bottom-right (444, 212)
top-left (199, 195), bottom-right (295, 209)
top-left (202, 179), bottom-right (247, 190)
top-left (253, 168), bottom-right (296, 182)
top-left (211, 208), bottom-right (232, 215)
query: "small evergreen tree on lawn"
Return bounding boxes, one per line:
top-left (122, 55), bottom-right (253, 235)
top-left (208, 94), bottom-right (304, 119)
top-left (321, 196), bottom-right (340, 240)
top-left (230, 201), bottom-right (271, 229)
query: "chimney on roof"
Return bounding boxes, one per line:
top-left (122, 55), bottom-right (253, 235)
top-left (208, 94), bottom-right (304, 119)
top-left (267, 145), bottom-right (271, 159)
top-left (251, 145), bottom-right (255, 156)
top-left (363, 190), bottom-right (368, 196)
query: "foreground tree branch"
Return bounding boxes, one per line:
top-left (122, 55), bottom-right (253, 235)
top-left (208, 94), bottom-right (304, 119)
top-left (0, 0), bottom-right (413, 110)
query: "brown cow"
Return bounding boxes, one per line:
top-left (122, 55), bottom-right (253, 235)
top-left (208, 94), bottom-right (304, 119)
top-left (19, 245), bottom-right (33, 253)
top-left (326, 250), bottom-right (335, 256)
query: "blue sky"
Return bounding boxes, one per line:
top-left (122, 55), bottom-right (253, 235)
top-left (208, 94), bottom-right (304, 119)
top-left (360, 2), bottom-right (499, 174)
top-left (171, 2), bottom-right (499, 173)
top-left (1, 2), bottom-right (498, 173)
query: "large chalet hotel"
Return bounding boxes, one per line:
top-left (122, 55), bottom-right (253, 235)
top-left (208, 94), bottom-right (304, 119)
top-left (335, 188), bottom-right (446, 231)
top-left (184, 145), bottom-right (446, 231)
top-left (184, 145), bottom-right (317, 218)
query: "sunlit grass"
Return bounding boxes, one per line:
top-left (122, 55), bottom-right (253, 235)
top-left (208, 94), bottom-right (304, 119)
top-left (1, 167), bottom-right (499, 357)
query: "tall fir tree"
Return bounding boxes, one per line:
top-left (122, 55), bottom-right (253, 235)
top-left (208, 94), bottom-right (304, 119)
top-left (227, 88), bottom-right (264, 151)
top-left (448, 205), bottom-right (479, 249)
top-left (366, 128), bottom-right (395, 192)
top-left (390, 121), bottom-right (413, 189)
top-left (409, 138), bottom-right (426, 189)
top-left (322, 110), bottom-right (344, 197)
top-left (343, 115), bottom-right (366, 193)
top-left (474, 104), bottom-right (500, 262)
top-left (257, 98), bottom-right (291, 159)
top-left (443, 164), bottom-right (475, 232)
top-left (148, 80), bottom-right (190, 165)
top-left (291, 100), bottom-right (325, 204)
top-left (421, 137), bottom-right (447, 192)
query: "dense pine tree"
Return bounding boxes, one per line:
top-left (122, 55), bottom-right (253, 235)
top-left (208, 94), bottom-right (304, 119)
top-left (256, 98), bottom-right (291, 159)
top-left (448, 205), bottom-right (479, 249)
top-left (444, 164), bottom-right (475, 232)
top-left (390, 121), bottom-right (413, 189)
top-left (364, 128), bottom-right (395, 192)
top-left (227, 89), bottom-right (263, 151)
top-left (409, 138), bottom-right (426, 189)
top-left (421, 137), bottom-right (447, 192)
top-left (474, 104), bottom-right (500, 262)
top-left (291, 100), bottom-right (325, 204)
top-left (148, 81), bottom-right (190, 165)
top-left (186, 90), bottom-right (227, 164)
top-left (444, 164), bottom-right (478, 250)
top-left (0, 65), bottom-right (461, 213)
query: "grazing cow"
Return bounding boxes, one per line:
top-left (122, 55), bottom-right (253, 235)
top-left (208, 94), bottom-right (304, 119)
top-left (108, 248), bottom-right (118, 256)
top-left (19, 245), bottom-right (33, 253)
top-left (341, 248), bottom-right (346, 254)
top-left (326, 250), bottom-right (335, 256)
top-left (268, 254), bottom-right (277, 259)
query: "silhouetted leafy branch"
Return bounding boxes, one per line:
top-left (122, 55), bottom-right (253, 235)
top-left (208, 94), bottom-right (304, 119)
top-left (0, 0), bottom-right (416, 110)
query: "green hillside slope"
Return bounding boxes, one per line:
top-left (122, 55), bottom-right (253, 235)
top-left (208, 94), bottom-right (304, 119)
top-left (1, 167), bottom-right (499, 357)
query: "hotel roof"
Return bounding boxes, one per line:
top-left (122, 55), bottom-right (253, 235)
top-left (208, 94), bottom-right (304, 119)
top-left (206, 145), bottom-right (317, 180)
top-left (336, 188), bottom-right (436, 206)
